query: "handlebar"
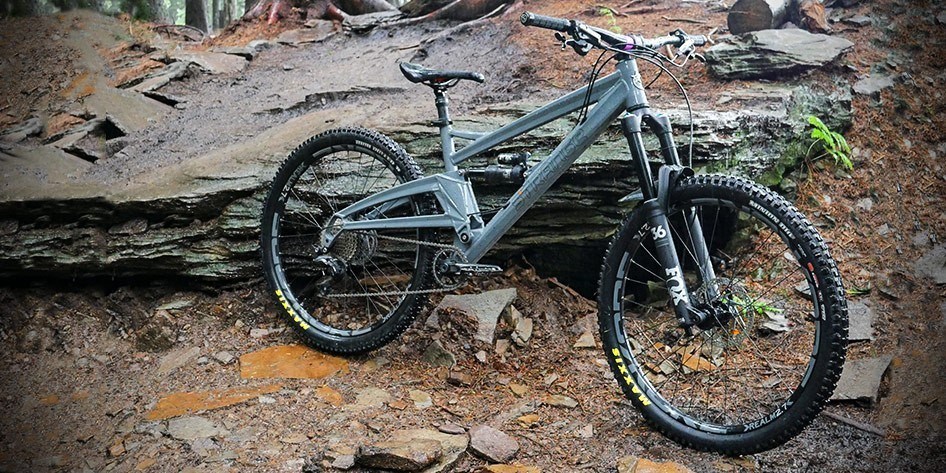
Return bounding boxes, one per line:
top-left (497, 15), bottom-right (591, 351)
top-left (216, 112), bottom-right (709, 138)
top-left (520, 10), bottom-right (708, 55)
top-left (519, 12), bottom-right (571, 33)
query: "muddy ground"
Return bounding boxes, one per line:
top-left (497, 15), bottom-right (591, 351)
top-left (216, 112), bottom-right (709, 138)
top-left (1, 0), bottom-right (946, 471)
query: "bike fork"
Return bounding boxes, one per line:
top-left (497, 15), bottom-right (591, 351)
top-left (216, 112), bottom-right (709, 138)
top-left (621, 114), bottom-right (716, 328)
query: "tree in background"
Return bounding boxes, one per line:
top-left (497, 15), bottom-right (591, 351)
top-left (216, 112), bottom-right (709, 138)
top-left (185, 0), bottom-right (208, 31)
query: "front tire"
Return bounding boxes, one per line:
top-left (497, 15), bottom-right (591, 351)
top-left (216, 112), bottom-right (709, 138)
top-left (597, 175), bottom-right (847, 454)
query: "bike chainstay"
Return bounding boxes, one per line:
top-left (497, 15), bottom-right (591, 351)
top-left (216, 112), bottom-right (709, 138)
top-left (324, 233), bottom-right (462, 298)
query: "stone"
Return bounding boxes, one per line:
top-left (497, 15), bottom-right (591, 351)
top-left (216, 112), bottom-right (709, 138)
top-left (212, 351), bottom-right (235, 365)
top-left (249, 327), bottom-right (285, 338)
top-left (483, 465), bottom-right (541, 473)
top-left (166, 416), bottom-right (226, 440)
top-left (281, 433), bottom-right (308, 444)
top-left (146, 384), bottom-right (283, 420)
top-left (108, 440), bottom-right (125, 457)
top-left (831, 356), bottom-right (893, 404)
top-left (157, 346), bottom-right (200, 375)
top-left (315, 385), bottom-right (345, 406)
top-left (437, 423), bottom-right (465, 435)
top-left (276, 23), bottom-right (337, 46)
top-left (239, 344), bottom-right (349, 379)
top-left (618, 455), bottom-right (694, 473)
top-left (357, 438), bottom-right (442, 471)
top-left (847, 300), bottom-right (876, 342)
top-left (876, 223), bottom-right (892, 236)
top-left (210, 46), bottom-right (258, 60)
top-left (914, 245), bottom-right (946, 285)
top-left (542, 394), bottom-right (578, 409)
top-left (247, 39), bottom-right (276, 52)
top-left (843, 15), bottom-right (872, 27)
top-left (396, 429), bottom-right (469, 473)
top-left (475, 350), bottom-right (488, 363)
top-left (853, 74), bottom-right (895, 96)
top-left (573, 331), bottom-right (596, 348)
top-left (705, 29), bottom-right (854, 80)
top-left (447, 370), bottom-right (474, 387)
top-left (511, 318), bottom-right (533, 347)
top-left (854, 197), bottom-right (874, 211)
top-left (496, 339), bottom-right (511, 355)
top-left (189, 437), bottom-right (217, 456)
top-left (469, 425), bottom-right (519, 463)
top-left (0, 117), bottom-right (44, 142)
top-left (516, 414), bottom-right (540, 427)
top-left (409, 390), bottom-right (433, 409)
top-left (347, 387), bottom-right (392, 410)
top-left (423, 340), bottom-right (456, 368)
top-left (508, 383), bottom-right (529, 397)
top-left (258, 395), bottom-right (276, 404)
top-left (435, 288), bottom-right (518, 344)
top-left (576, 424), bottom-right (594, 438)
top-left (938, 11), bottom-right (946, 25)
top-left (166, 51), bottom-right (248, 75)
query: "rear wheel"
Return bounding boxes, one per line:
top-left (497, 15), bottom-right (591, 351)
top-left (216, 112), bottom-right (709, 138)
top-left (597, 175), bottom-right (847, 454)
top-left (260, 127), bottom-right (434, 354)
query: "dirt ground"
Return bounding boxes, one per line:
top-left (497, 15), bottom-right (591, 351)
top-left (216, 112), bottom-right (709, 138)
top-left (1, 0), bottom-right (945, 472)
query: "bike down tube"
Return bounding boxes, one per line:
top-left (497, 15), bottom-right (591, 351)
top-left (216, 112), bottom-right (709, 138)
top-left (464, 82), bottom-right (630, 262)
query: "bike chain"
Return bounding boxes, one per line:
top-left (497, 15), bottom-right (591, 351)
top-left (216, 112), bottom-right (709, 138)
top-left (324, 233), bottom-right (463, 298)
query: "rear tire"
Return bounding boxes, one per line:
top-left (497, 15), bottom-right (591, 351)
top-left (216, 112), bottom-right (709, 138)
top-left (260, 127), bottom-right (434, 355)
top-left (597, 175), bottom-right (847, 454)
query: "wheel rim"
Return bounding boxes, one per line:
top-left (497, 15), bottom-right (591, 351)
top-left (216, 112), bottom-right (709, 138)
top-left (612, 197), bottom-right (823, 433)
top-left (266, 143), bottom-right (427, 337)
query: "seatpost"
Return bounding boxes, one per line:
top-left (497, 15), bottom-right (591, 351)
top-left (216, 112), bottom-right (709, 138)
top-left (433, 89), bottom-right (458, 172)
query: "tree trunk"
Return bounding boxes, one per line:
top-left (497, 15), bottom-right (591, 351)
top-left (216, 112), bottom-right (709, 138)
top-left (212, 0), bottom-right (220, 29)
top-left (796, 0), bottom-right (830, 33)
top-left (338, 0), bottom-right (396, 13)
top-left (728, 0), bottom-right (789, 34)
top-left (186, 0), bottom-right (209, 32)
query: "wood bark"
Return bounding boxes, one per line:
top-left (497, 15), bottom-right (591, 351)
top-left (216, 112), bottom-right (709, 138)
top-left (796, 0), bottom-right (830, 33)
top-left (186, 0), bottom-right (209, 32)
top-left (728, 0), bottom-right (830, 34)
top-left (728, 0), bottom-right (789, 34)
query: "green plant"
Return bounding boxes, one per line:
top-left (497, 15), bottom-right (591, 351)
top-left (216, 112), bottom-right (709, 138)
top-left (729, 295), bottom-right (782, 317)
top-left (806, 115), bottom-right (853, 170)
top-left (596, 6), bottom-right (622, 33)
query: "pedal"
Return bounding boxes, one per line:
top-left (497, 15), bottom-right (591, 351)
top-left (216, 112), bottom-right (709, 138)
top-left (452, 263), bottom-right (503, 277)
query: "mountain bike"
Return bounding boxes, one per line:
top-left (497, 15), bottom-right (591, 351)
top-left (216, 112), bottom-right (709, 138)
top-left (260, 12), bottom-right (848, 454)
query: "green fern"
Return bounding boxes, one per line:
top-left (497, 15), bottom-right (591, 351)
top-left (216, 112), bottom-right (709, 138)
top-left (807, 115), bottom-right (853, 170)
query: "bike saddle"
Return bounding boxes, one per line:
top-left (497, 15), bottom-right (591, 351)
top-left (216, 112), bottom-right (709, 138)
top-left (399, 62), bottom-right (485, 86)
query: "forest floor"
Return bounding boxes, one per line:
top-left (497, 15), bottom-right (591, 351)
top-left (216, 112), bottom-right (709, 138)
top-left (1, 0), bottom-right (945, 472)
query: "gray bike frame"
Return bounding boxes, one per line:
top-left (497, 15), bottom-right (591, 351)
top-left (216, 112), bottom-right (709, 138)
top-left (323, 59), bottom-right (640, 258)
top-left (322, 57), bottom-right (711, 296)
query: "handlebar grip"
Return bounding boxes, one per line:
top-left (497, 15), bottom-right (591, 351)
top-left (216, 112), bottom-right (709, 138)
top-left (690, 35), bottom-right (709, 46)
top-left (520, 11), bottom-right (571, 32)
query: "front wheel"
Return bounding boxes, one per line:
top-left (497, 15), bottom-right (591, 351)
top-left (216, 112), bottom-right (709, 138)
top-left (597, 175), bottom-right (848, 454)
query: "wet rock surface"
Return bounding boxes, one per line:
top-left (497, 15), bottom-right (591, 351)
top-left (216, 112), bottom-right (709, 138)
top-left (705, 29), bottom-right (854, 79)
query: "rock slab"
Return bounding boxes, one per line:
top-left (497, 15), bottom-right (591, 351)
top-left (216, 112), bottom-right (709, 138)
top-left (435, 288), bottom-right (517, 344)
top-left (706, 29), bottom-right (854, 79)
top-left (166, 416), bottom-right (227, 440)
top-left (357, 438), bottom-right (442, 471)
top-left (832, 356), bottom-right (893, 404)
top-left (847, 300), bottom-right (875, 341)
top-left (469, 425), bottom-right (519, 463)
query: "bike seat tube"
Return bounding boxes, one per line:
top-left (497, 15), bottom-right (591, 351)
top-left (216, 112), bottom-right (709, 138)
top-left (434, 90), bottom-right (458, 173)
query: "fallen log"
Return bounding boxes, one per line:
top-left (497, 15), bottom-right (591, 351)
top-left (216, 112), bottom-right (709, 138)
top-left (728, 0), bottom-right (829, 34)
top-left (0, 86), bottom-right (850, 294)
top-left (728, 0), bottom-right (790, 34)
